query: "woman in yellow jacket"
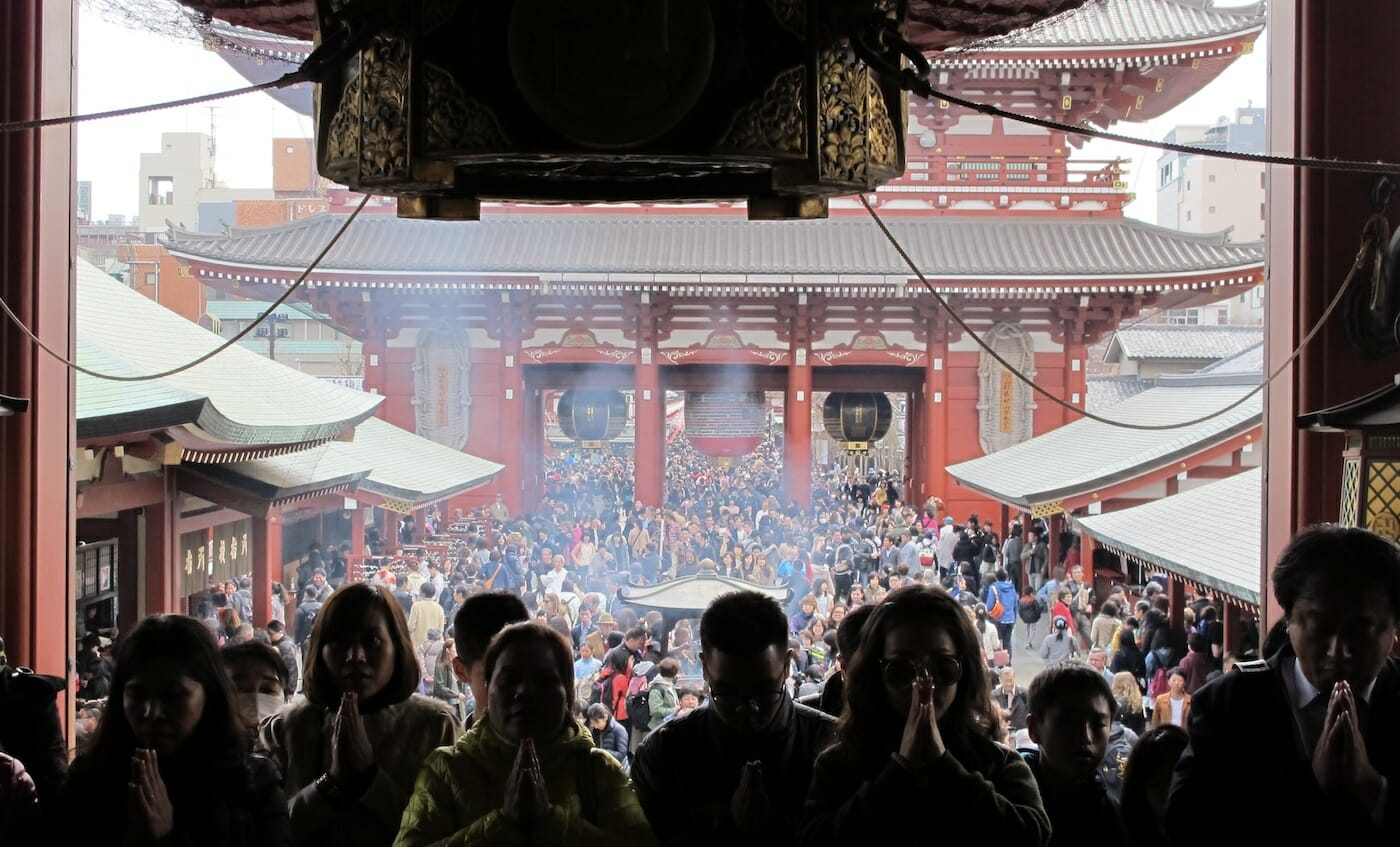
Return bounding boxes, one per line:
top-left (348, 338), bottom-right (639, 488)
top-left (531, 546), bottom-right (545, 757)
top-left (393, 622), bottom-right (656, 847)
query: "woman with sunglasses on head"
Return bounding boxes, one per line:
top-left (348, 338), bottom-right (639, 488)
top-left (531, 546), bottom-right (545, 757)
top-left (799, 586), bottom-right (1050, 846)
top-left (61, 615), bottom-right (290, 847)
top-left (260, 583), bottom-right (460, 847)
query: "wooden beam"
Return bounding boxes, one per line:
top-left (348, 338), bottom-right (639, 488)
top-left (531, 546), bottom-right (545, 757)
top-left (77, 473), bottom-right (167, 517)
top-left (176, 506), bottom-right (249, 535)
top-left (1063, 427), bottom-right (1261, 512)
top-left (176, 470), bottom-right (273, 520)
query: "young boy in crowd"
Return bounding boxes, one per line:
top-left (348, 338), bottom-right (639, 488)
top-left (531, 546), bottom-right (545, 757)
top-left (1023, 661), bottom-right (1128, 847)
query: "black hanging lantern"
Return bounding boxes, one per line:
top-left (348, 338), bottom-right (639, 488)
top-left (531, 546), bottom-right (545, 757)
top-left (311, 0), bottom-right (910, 220)
top-left (557, 390), bottom-right (629, 448)
top-left (822, 392), bottom-right (892, 452)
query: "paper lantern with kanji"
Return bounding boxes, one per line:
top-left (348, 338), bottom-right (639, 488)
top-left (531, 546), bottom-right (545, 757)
top-left (684, 392), bottom-right (766, 458)
top-left (822, 392), bottom-right (893, 453)
top-left (557, 390), bottom-right (629, 448)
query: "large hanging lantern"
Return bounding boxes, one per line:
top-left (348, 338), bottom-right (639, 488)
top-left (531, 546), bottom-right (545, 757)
top-left (557, 390), bottom-right (629, 448)
top-left (684, 392), bottom-right (766, 458)
top-left (822, 392), bottom-right (892, 452)
top-left (309, 0), bottom-right (910, 220)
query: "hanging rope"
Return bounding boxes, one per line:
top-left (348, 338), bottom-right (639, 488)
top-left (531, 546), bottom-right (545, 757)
top-left (0, 194), bottom-right (369, 382)
top-left (861, 194), bottom-right (1375, 431)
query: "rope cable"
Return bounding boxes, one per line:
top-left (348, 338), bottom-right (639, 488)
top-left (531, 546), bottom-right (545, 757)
top-left (0, 194), bottom-right (370, 382)
top-left (860, 194), bottom-right (1371, 431)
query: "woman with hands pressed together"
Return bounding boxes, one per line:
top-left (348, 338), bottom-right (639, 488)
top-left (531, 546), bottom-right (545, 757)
top-left (61, 615), bottom-right (289, 847)
top-left (799, 586), bottom-right (1050, 846)
top-left (394, 622), bottom-right (655, 847)
top-left (261, 583), bottom-right (460, 847)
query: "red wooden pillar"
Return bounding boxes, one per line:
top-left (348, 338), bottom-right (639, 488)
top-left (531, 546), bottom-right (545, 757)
top-left (362, 334), bottom-right (387, 401)
top-left (635, 354), bottom-right (665, 508)
top-left (1063, 328), bottom-right (1087, 421)
top-left (520, 387), bottom-right (545, 512)
top-left (143, 473), bottom-right (176, 616)
top-left (919, 329), bottom-right (947, 504)
top-left (1222, 602), bottom-right (1241, 657)
top-left (251, 509), bottom-right (282, 626)
top-left (117, 510), bottom-right (140, 635)
top-left (1264, 1), bottom-right (1400, 628)
top-left (350, 505), bottom-right (366, 577)
top-left (1168, 575), bottom-right (1186, 639)
top-left (1047, 513), bottom-right (1063, 578)
top-left (0, 0), bottom-right (75, 688)
top-left (784, 357), bottom-right (813, 507)
top-left (498, 307), bottom-right (525, 516)
top-left (906, 390), bottom-right (921, 500)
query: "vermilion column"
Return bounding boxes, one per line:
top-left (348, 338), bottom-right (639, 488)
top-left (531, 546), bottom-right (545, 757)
top-left (906, 390), bottom-right (921, 499)
top-left (251, 509), bottom-right (282, 626)
top-left (350, 504), bottom-right (366, 578)
top-left (784, 356), bottom-right (813, 507)
top-left (144, 472), bottom-right (177, 616)
top-left (634, 356), bottom-right (664, 507)
top-left (1063, 328), bottom-right (1088, 423)
top-left (497, 303), bottom-right (525, 516)
top-left (0, 0), bottom-right (75, 680)
top-left (919, 334), bottom-right (947, 506)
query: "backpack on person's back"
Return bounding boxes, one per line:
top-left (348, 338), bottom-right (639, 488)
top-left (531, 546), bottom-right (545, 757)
top-left (626, 670), bottom-right (652, 732)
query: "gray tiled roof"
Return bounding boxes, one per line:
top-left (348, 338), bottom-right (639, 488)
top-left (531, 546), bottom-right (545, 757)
top-left (946, 379), bottom-right (1261, 507)
top-left (1077, 468), bottom-right (1261, 606)
top-left (1104, 324), bottom-right (1264, 362)
top-left (952, 0), bottom-right (1265, 51)
top-left (195, 442), bottom-right (372, 502)
top-left (165, 214), bottom-right (1264, 279)
top-left (76, 257), bottom-right (381, 445)
top-left (331, 417), bottom-right (504, 505)
top-left (619, 571), bottom-right (791, 613)
top-left (1086, 375), bottom-right (1151, 413)
top-left (1195, 340), bottom-right (1264, 375)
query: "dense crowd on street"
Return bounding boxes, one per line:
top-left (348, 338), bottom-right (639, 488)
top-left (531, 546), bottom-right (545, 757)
top-left (0, 441), bottom-right (1396, 846)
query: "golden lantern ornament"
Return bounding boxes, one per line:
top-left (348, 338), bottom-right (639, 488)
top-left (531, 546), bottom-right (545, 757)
top-left (311, 0), bottom-right (910, 220)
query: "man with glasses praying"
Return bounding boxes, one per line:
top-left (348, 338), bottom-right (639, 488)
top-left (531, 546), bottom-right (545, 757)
top-left (632, 590), bottom-right (836, 846)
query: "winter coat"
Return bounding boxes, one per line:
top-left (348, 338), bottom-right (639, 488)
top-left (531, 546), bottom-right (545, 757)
top-left (987, 580), bottom-right (1018, 625)
top-left (261, 695), bottom-right (460, 847)
top-left (590, 717), bottom-right (630, 771)
top-left (392, 718), bottom-right (656, 847)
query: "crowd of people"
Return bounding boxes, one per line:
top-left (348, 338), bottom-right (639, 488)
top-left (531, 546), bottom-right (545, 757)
top-left (0, 440), bottom-right (1397, 845)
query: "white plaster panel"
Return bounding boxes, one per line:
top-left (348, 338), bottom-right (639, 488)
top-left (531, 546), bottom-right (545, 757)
top-left (1242, 445), bottom-right (1262, 467)
top-left (1120, 480), bottom-right (1168, 500)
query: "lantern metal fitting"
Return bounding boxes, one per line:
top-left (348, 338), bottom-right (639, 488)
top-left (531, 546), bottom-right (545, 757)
top-left (313, 0), bottom-right (909, 220)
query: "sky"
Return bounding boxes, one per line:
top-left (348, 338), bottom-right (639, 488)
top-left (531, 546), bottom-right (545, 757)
top-left (75, 2), bottom-right (1267, 224)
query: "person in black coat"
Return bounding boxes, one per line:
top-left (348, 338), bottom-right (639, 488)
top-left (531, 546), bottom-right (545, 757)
top-left (0, 635), bottom-right (67, 833)
top-left (1167, 525), bottom-right (1400, 843)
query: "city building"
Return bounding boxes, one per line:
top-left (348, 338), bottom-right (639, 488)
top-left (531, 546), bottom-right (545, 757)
top-left (136, 131), bottom-right (273, 234)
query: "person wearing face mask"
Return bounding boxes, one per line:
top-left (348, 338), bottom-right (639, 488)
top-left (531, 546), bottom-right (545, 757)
top-left (261, 583), bottom-right (460, 847)
top-left (60, 615), bottom-right (290, 846)
top-left (223, 641), bottom-right (291, 740)
top-left (393, 623), bottom-right (655, 846)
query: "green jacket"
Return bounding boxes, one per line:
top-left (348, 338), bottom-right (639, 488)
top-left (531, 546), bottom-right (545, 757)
top-left (646, 678), bottom-right (678, 732)
top-left (392, 718), bottom-right (657, 847)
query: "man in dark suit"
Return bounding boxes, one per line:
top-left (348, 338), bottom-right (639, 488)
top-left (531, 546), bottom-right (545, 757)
top-left (1167, 525), bottom-right (1400, 843)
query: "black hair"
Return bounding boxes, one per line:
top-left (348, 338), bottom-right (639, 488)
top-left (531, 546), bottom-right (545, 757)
top-left (624, 626), bottom-right (647, 643)
top-left (452, 591), bottom-right (529, 667)
top-left (79, 616), bottom-right (246, 777)
top-left (1027, 660), bottom-right (1113, 718)
top-left (222, 639), bottom-right (290, 694)
top-left (840, 586), bottom-right (1000, 758)
top-left (835, 603), bottom-right (874, 662)
top-left (420, 583), bottom-right (437, 598)
top-left (1120, 724), bottom-right (1189, 844)
top-left (302, 583), bottom-right (420, 710)
top-left (995, 568), bottom-right (1008, 582)
top-left (1273, 524), bottom-right (1400, 619)
top-left (1188, 633), bottom-right (1207, 654)
top-left (483, 622), bottom-right (574, 728)
top-left (700, 591), bottom-right (789, 656)
top-left (604, 645), bottom-right (632, 674)
top-left (1101, 600), bottom-right (1119, 618)
top-left (1167, 666), bottom-right (1188, 682)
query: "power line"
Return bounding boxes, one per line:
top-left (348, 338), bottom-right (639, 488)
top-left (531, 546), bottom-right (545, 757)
top-left (860, 194), bottom-right (1373, 431)
top-left (0, 194), bottom-right (370, 381)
